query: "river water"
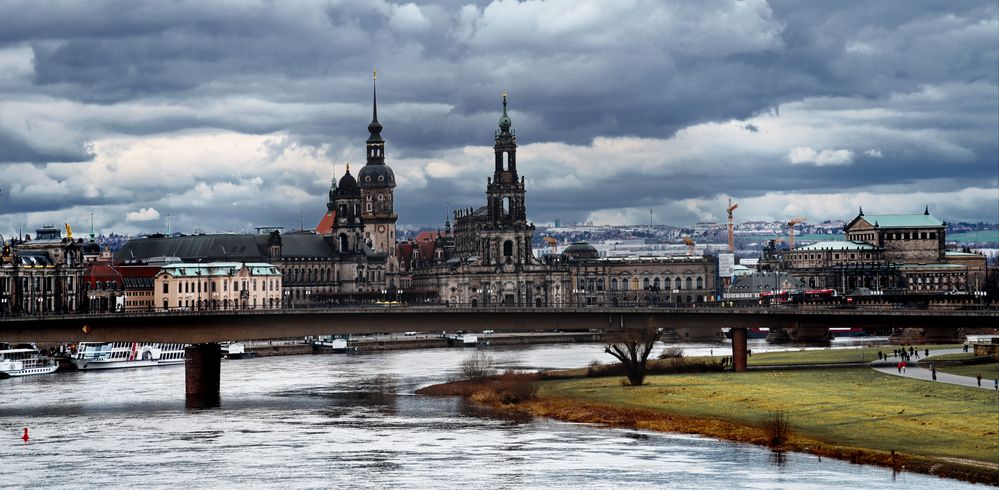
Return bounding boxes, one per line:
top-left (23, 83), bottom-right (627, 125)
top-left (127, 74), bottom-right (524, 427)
top-left (0, 340), bottom-right (986, 489)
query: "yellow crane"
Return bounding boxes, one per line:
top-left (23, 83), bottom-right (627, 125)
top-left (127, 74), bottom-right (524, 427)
top-left (726, 198), bottom-right (738, 253)
top-left (543, 236), bottom-right (558, 254)
top-left (681, 236), bottom-right (696, 256)
top-left (786, 217), bottom-right (807, 249)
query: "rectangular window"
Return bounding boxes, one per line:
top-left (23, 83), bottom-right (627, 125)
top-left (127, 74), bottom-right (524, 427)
top-left (163, 283), bottom-right (169, 294)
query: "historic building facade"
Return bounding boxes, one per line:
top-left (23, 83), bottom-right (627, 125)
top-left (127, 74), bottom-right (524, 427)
top-left (402, 95), bottom-right (720, 307)
top-left (0, 226), bottom-right (85, 315)
top-left (406, 95), bottom-right (572, 307)
top-left (562, 242), bottom-right (719, 306)
top-left (154, 262), bottom-right (282, 310)
top-left (780, 208), bottom-right (987, 294)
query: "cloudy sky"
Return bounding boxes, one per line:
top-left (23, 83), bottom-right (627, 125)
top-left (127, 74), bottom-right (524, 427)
top-left (0, 0), bottom-right (996, 236)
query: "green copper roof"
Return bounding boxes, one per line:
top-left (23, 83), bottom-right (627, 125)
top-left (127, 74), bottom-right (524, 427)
top-left (796, 240), bottom-right (877, 251)
top-left (862, 214), bottom-right (943, 228)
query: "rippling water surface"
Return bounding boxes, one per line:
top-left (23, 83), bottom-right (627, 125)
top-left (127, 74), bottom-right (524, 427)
top-left (0, 341), bottom-right (986, 489)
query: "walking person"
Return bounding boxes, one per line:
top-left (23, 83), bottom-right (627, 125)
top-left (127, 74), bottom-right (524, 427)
top-left (925, 348), bottom-right (929, 358)
top-left (897, 361), bottom-right (902, 374)
top-left (977, 374), bottom-right (982, 387)
top-left (901, 360), bottom-right (906, 373)
top-left (930, 364), bottom-right (937, 381)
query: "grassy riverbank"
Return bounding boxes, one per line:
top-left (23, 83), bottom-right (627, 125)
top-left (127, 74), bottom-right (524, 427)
top-left (747, 344), bottom-right (960, 366)
top-left (421, 344), bottom-right (999, 484)
top-left (538, 369), bottom-right (998, 463)
top-left (933, 361), bottom-right (999, 378)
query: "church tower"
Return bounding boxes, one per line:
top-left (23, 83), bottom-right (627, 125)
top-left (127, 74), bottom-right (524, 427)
top-left (483, 93), bottom-right (535, 266)
top-left (332, 165), bottom-right (365, 255)
top-left (357, 71), bottom-right (398, 257)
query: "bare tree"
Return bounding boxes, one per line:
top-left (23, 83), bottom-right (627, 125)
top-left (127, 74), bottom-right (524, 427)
top-left (460, 352), bottom-right (495, 380)
top-left (604, 326), bottom-right (661, 386)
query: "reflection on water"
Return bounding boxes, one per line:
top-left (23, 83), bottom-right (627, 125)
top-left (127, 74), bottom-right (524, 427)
top-left (0, 342), bottom-right (984, 489)
top-left (770, 450), bottom-right (788, 468)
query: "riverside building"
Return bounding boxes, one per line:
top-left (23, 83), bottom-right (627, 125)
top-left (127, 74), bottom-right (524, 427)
top-left (777, 208), bottom-right (987, 294)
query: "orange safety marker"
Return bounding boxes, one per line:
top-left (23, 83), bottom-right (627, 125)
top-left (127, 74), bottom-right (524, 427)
top-left (21, 428), bottom-right (29, 443)
top-left (81, 324), bottom-right (91, 334)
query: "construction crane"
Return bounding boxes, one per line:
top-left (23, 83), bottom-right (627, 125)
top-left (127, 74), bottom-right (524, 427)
top-left (681, 236), bottom-right (696, 256)
top-left (726, 198), bottom-right (738, 253)
top-left (786, 217), bottom-right (807, 249)
top-left (543, 236), bottom-right (558, 254)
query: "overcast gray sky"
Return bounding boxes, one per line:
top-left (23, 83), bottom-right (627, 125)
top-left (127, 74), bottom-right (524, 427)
top-left (0, 0), bottom-right (996, 235)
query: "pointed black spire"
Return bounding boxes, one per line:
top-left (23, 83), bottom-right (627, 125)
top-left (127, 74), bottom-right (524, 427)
top-left (924, 205), bottom-right (929, 215)
top-left (858, 206), bottom-right (864, 216)
top-left (367, 70), bottom-right (383, 143)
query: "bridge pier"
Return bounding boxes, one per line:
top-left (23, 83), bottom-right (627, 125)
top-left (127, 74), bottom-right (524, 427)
top-left (185, 343), bottom-right (221, 408)
top-left (731, 327), bottom-right (747, 372)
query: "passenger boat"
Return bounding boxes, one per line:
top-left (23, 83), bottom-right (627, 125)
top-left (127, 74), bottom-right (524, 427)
top-left (70, 342), bottom-right (187, 370)
top-left (0, 348), bottom-right (59, 377)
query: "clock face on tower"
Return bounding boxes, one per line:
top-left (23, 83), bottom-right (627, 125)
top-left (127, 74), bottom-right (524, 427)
top-left (377, 225), bottom-right (386, 233)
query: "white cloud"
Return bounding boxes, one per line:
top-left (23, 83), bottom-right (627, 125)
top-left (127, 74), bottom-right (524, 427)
top-left (0, 44), bottom-right (34, 81)
top-left (126, 207), bottom-right (160, 221)
top-left (864, 148), bottom-right (883, 158)
top-left (787, 146), bottom-right (854, 166)
top-left (389, 3), bottom-right (430, 32)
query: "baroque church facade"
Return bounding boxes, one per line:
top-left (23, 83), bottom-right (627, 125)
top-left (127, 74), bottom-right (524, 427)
top-left (403, 95), bottom-right (572, 307)
top-left (396, 95), bottom-right (721, 308)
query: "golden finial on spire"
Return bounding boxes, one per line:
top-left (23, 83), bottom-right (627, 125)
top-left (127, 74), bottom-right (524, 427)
top-left (502, 90), bottom-right (507, 98)
top-left (345, 162), bottom-right (350, 172)
top-left (373, 68), bottom-right (377, 80)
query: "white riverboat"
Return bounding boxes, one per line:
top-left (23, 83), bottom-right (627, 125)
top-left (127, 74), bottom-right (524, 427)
top-left (71, 342), bottom-right (187, 370)
top-left (0, 348), bottom-right (59, 377)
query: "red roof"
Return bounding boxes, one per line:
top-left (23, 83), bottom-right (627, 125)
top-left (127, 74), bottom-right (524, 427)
top-left (396, 242), bottom-right (414, 264)
top-left (84, 263), bottom-right (160, 288)
top-left (413, 230), bottom-right (441, 261)
top-left (315, 211), bottom-right (336, 236)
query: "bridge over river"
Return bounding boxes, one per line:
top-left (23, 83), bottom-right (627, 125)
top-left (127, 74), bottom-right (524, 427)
top-left (3, 306), bottom-right (997, 403)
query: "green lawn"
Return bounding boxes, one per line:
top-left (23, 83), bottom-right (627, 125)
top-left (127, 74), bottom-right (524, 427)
top-left (747, 344), bottom-right (961, 366)
top-left (935, 362), bottom-right (999, 379)
top-left (924, 353), bottom-right (977, 362)
top-left (540, 368), bottom-right (999, 464)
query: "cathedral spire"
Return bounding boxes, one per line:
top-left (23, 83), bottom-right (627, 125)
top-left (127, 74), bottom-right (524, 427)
top-left (498, 91), bottom-right (512, 133)
top-left (366, 70), bottom-right (385, 164)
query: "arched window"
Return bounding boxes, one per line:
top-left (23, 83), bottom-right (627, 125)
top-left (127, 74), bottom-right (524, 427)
top-left (653, 277), bottom-right (660, 289)
top-left (622, 278), bottom-right (629, 291)
top-left (503, 240), bottom-right (513, 257)
top-left (674, 277), bottom-right (682, 289)
top-left (503, 197), bottom-right (511, 216)
top-left (611, 278), bottom-right (618, 290)
top-left (696, 277), bottom-right (703, 289)
top-left (642, 278), bottom-right (650, 290)
top-left (685, 277), bottom-right (693, 289)
top-left (339, 234), bottom-right (349, 252)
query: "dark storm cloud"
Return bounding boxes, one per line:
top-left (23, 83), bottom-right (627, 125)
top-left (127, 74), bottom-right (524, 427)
top-left (0, 0), bottom-right (994, 232)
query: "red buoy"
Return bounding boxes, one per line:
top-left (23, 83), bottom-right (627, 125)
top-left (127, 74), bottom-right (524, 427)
top-left (21, 428), bottom-right (29, 443)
